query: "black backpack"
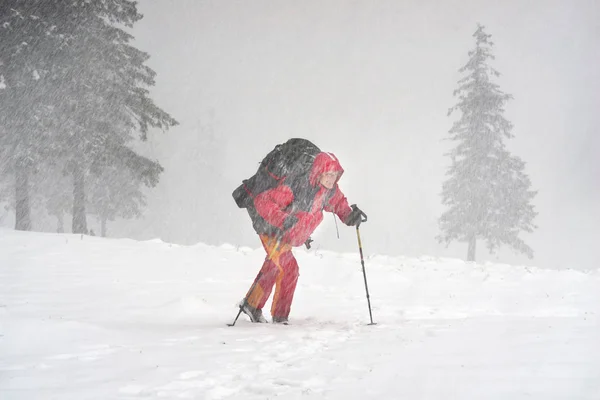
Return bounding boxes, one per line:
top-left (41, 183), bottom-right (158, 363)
top-left (232, 138), bottom-right (321, 235)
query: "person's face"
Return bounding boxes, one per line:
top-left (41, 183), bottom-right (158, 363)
top-left (319, 171), bottom-right (339, 189)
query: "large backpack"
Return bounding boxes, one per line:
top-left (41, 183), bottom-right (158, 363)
top-left (232, 138), bottom-right (321, 235)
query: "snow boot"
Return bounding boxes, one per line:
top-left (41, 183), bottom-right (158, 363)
top-left (272, 316), bottom-right (289, 325)
top-left (240, 302), bottom-right (267, 323)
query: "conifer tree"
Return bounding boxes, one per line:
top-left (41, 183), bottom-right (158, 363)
top-left (48, 1), bottom-right (176, 233)
top-left (0, 1), bottom-right (60, 230)
top-left (438, 25), bottom-right (537, 262)
top-left (0, 1), bottom-right (177, 233)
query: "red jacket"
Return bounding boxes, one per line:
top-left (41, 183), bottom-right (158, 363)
top-left (254, 152), bottom-right (353, 246)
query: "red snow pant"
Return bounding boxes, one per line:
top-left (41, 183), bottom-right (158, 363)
top-left (246, 235), bottom-right (299, 319)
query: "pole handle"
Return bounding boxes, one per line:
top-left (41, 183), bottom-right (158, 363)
top-left (351, 204), bottom-right (368, 226)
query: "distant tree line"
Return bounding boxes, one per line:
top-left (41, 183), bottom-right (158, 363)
top-left (0, 0), bottom-right (177, 236)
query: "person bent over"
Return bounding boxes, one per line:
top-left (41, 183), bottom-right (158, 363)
top-left (241, 152), bottom-right (365, 324)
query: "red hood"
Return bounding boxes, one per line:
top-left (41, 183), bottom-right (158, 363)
top-left (309, 152), bottom-right (345, 187)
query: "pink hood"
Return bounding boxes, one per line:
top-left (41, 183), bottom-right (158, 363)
top-left (309, 152), bottom-right (345, 187)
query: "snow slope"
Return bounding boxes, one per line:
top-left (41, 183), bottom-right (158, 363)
top-left (1, 229), bottom-right (599, 399)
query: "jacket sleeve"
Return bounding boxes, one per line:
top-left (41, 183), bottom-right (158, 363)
top-left (324, 185), bottom-right (352, 223)
top-left (254, 185), bottom-right (294, 229)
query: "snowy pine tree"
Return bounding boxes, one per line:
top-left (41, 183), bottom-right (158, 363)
top-left (0, 1), bottom-right (59, 231)
top-left (48, 1), bottom-right (177, 234)
top-left (0, 1), bottom-right (177, 233)
top-left (438, 25), bottom-right (537, 262)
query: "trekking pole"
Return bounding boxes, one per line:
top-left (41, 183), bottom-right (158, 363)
top-left (352, 205), bottom-right (375, 325)
top-left (228, 237), bottom-right (281, 327)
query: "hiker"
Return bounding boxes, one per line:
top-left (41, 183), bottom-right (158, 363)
top-left (234, 140), bottom-right (366, 324)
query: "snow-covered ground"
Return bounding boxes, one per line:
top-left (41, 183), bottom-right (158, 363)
top-left (1, 229), bottom-right (599, 399)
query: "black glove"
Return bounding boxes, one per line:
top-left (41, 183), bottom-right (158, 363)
top-left (345, 205), bottom-right (366, 226)
top-left (304, 237), bottom-right (313, 249)
top-left (282, 214), bottom-right (298, 231)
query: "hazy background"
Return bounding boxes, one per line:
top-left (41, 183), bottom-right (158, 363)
top-left (6, 0), bottom-right (597, 270)
top-left (120, 0), bottom-right (599, 270)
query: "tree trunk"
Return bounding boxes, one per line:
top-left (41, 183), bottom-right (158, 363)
top-left (15, 160), bottom-right (32, 231)
top-left (56, 213), bottom-right (64, 233)
top-left (467, 235), bottom-right (476, 262)
top-left (72, 164), bottom-right (88, 234)
top-left (101, 215), bottom-right (107, 237)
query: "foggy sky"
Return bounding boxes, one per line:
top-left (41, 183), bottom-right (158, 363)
top-left (97, 0), bottom-right (598, 270)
